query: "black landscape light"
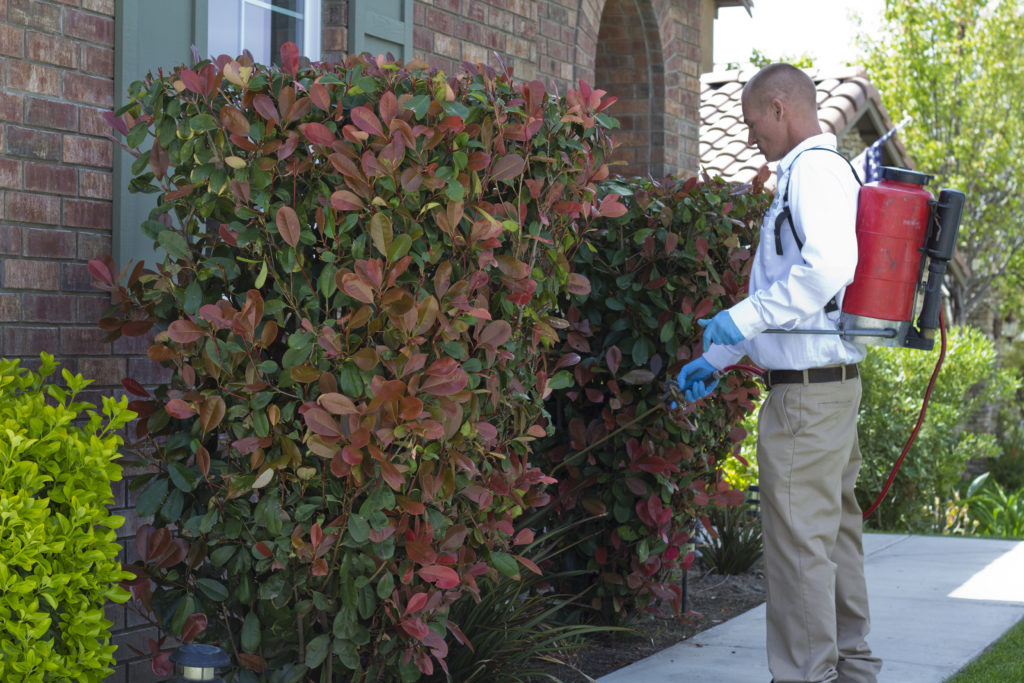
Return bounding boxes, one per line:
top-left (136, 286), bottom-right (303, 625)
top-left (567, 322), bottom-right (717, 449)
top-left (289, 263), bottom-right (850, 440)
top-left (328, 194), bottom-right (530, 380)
top-left (169, 643), bottom-right (232, 682)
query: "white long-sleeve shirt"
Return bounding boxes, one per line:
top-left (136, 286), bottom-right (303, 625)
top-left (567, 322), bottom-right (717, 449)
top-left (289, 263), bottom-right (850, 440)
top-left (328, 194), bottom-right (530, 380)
top-left (705, 133), bottom-right (866, 372)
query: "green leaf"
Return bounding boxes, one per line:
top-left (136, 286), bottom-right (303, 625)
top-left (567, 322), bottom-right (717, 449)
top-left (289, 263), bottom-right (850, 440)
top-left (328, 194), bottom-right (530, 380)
top-left (305, 634), bottom-right (331, 669)
top-left (158, 230), bottom-right (190, 260)
top-left (168, 462), bottom-right (199, 492)
top-left (405, 94), bottom-right (430, 119)
top-left (241, 611), bottom-right (261, 652)
top-left (196, 578), bottom-right (229, 602)
top-left (136, 478), bottom-right (168, 517)
top-left (347, 514), bottom-right (370, 543)
top-left (376, 571), bottom-right (394, 599)
top-left (491, 551), bottom-right (519, 578)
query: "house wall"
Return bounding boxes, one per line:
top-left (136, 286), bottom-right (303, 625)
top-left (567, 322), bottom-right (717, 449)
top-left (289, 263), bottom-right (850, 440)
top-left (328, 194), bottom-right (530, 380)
top-left (0, 1), bottom-right (707, 681)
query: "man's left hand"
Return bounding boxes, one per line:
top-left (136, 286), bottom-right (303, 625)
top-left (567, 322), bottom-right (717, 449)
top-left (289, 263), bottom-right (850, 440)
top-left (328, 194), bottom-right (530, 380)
top-left (698, 310), bottom-right (744, 351)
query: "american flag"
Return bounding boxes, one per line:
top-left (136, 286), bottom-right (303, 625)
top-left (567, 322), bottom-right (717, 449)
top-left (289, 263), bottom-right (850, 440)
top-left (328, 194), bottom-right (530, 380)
top-left (863, 117), bottom-right (912, 183)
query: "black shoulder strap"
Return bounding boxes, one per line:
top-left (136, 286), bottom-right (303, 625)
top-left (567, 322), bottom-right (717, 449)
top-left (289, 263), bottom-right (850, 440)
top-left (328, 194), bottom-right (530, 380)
top-left (772, 147), bottom-right (863, 313)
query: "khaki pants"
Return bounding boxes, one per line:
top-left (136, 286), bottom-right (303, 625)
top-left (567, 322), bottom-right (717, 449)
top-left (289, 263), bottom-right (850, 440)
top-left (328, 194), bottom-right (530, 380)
top-left (757, 376), bottom-right (882, 683)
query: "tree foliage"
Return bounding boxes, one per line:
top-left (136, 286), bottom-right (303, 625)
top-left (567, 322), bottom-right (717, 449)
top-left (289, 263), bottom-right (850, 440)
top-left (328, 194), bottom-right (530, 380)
top-left (861, 0), bottom-right (1024, 323)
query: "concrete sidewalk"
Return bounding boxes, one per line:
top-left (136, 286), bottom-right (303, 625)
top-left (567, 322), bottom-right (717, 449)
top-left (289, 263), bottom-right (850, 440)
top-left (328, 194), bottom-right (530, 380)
top-left (597, 533), bottom-right (1024, 682)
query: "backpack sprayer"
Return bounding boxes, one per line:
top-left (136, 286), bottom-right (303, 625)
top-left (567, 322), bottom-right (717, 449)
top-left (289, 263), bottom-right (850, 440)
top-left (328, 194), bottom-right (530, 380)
top-left (553, 165), bottom-right (967, 519)
top-left (762, 164), bottom-right (967, 517)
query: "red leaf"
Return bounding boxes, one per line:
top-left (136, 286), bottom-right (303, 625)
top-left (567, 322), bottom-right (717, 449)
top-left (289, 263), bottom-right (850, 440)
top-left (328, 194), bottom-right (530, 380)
top-left (103, 111), bottom-right (129, 136)
top-left (310, 82), bottom-right (331, 111)
top-left (165, 398), bottom-right (196, 420)
top-left (302, 405), bottom-right (343, 438)
top-left (406, 540), bottom-right (437, 565)
top-left (301, 121), bottom-right (336, 145)
top-left (330, 189), bottom-right (364, 212)
top-left (567, 273), bottom-right (591, 295)
top-left (350, 105), bottom-right (384, 136)
top-left (400, 617), bottom-right (431, 640)
top-left (180, 613), bottom-right (207, 644)
top-left (598, 193), bottom-right (628, 217)
top-left (606, 346), bottom-right (622, 375)
top-left (380, 460), bottom-right (406, 490)
top-left (478, 320), bottom-right (512, 349)
top-left (418, 564), bottom-right (460, 589)
top-left (490, 153), bottom-right (526, 182)
top-left (275, 206), bottom-right (301, 248)
top-left (693, 297), bottom-right (714, 320)
top-left (514, 554), bottom-right (542, 575)
top-left (280, 41), bottom-right (299, 75)
top-left (168, 320), bottom-right (204, 344)
top-left (122, 378), bottom-right (150, 397)
top-left (255, 541), bottom-right (272, 558)
top-left (88, 258), bottom-right (113, 286)
top-left (180, 68), bottom-right (204, 94)
top-left (405, 592), bottom-right (430, 616)
top-left (340, 273), bottom-right (376, 304)
top-left (318, 392), bottom-right (358, 415)
top-left (253, 94), bottom-right (279, 123)
top-left (151, 650), bottom-right (173, 677)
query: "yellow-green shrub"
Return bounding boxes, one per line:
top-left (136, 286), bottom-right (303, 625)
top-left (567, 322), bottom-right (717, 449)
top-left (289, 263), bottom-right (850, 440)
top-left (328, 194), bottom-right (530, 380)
top-left (0, 353), bottom-right (134, 681)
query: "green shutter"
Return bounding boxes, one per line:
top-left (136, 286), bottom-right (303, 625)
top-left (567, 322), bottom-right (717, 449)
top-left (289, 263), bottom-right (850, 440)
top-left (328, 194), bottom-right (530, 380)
top-left (350, 0), bottom-right (414, 62)
top-left (113, 0), bottom-right (207, 270)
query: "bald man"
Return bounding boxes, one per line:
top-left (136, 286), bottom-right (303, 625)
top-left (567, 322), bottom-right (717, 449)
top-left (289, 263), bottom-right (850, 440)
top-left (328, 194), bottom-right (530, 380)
top-left (677, 64), bottom-right (882, 683)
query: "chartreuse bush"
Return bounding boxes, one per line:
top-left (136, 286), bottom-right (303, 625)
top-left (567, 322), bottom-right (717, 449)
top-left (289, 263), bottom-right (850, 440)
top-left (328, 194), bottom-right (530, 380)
top-left (536, 173), bottom-right (770, 619)
top-left (856, 326), bottom-right (1017, 532)
top-left (0, 353), bottom-right (134, 681)
top-left (95, 46), bottom-right (623, 680)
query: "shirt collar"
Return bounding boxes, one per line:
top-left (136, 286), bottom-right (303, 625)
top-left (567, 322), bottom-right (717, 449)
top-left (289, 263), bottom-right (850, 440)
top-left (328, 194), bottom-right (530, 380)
top-left (777, 133), bottom-right (838, 177)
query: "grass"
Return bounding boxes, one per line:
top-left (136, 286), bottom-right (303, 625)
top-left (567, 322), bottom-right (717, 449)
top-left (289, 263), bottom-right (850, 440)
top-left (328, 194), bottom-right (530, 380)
top-left (944, 616), bottom-right (1024, 682)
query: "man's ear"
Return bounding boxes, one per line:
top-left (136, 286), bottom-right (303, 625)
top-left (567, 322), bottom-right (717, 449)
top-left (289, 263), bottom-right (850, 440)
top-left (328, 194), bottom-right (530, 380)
top-left (770, 97), bottom-right (784, 121)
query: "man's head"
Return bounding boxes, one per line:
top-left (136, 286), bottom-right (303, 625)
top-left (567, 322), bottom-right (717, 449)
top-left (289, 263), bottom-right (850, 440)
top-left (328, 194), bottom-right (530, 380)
top-left (741, 63), bottom-right (822, 162)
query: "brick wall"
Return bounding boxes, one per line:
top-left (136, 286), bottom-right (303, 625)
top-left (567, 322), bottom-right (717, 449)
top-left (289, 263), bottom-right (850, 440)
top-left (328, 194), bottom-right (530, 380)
top-left (336, 0), bottom-right (706, 176)
top-left (0, 0), bottom-right (119, 386)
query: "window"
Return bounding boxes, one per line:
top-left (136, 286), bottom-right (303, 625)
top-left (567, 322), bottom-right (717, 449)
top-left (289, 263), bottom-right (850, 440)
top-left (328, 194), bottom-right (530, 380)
top-left (114, 0), bottom-right (323, 270)
top-left (207, 0), bottom-right (322, 65)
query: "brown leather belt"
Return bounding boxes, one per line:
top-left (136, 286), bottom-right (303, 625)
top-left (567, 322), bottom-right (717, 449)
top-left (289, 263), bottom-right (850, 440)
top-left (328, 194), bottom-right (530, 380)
top-left (764, 364), bottom-right (858, 390)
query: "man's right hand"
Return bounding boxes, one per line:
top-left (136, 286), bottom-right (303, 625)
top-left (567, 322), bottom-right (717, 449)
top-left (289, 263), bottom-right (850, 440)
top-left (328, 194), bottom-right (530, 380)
top-left (676, 357), bottom-right (720, 403)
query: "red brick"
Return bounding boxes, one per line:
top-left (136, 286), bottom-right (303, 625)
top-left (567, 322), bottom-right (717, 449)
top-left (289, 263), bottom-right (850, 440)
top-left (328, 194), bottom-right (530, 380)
top-left (63, 134), bottom-right (112, 167)
top-left (23, 292), bottom-right (76, 321)
top-left (4, 191), bottom-right (60, 224)
top-left (0, 225), bottom-right (21, 254)
top-left (7, 0), bottom-right (62, 32)
top-left (80, 44), bottom-right (113, 76)
top-left (0, 24), bottom-right (24, 58)
top-left (27, 31), bottom-right (78, 68)
top-left (0, 158), bottom-right (20, 188)
top-left (64, 198), bottom-right (112, 229)
top-left (323, 27), bottom-right (347, 52)
top-left (79, 169), bottom-right (110, 199)
top-left (62, 325), bottom-right (110, 354)
top-left (3, 259), bottom-right (60, 289)
top-left (24, 162), bottom-right (77, 195)
top-left (78, 106), bottom-right (110, 136)
top-left (0, 294), bottom-right (21, 321)
top-left (112, 333), bottom-right (150, 356)
top-left (25, 97), bottom-right (78, 131)
top-left (24, 227), bottom-right (76, 257)
top-left (76, 230), bottom-right (109, 259)
top-left (78, 357), bottom-right (126, 384)
top-left (5, 60), bottom-right (60, 96)
top-left (2, 326), bottom-right (60, 356)
top-left (61, 261), bottom-right (92, 291)
top-left (128, 356), bottom-right (173, 385)
top-left (0, 91), bottom-right (24, 123)
top-left (66, 8), bottom-right (115, 45)
top-left (81, 0), bottom-right (113, 13)
top-left (63, 72), bottom-right (113, 107)
top-left (6, 125), bottom-right (61, 160)
top-left (76, 293), bottom-right (110, 322)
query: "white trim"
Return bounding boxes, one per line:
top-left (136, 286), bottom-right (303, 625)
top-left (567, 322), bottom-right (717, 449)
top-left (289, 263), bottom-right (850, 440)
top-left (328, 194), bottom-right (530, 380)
top-left (304, 0), bottom-right (321, 61)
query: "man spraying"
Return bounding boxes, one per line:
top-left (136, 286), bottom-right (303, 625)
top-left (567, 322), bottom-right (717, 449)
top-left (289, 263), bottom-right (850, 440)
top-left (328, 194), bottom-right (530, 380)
top-left (678, 63), bottom-right (882, 683)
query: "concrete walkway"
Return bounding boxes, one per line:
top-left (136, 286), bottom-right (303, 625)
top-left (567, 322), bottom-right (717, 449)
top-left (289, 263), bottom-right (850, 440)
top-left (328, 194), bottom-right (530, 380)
top-left (597, 533), bottom-right (1024, 682)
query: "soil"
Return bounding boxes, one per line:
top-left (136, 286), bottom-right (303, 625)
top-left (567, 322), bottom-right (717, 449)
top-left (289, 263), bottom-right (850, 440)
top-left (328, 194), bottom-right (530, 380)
top-left (530, 565), bottom-right (767, 682)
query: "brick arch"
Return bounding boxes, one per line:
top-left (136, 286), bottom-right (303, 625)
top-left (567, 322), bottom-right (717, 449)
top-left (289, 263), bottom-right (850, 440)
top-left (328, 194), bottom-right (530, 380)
top-left (592, 0), bottom-right (666, 177)
top-left (563, 0), bottom-right (699, 176)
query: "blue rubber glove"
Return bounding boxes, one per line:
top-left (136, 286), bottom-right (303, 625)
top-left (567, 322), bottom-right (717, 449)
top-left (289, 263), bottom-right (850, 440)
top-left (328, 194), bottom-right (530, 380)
top-left (699, 310), bottom-right (744, 351)
top-left (675, 357), bottom-right (719, 404)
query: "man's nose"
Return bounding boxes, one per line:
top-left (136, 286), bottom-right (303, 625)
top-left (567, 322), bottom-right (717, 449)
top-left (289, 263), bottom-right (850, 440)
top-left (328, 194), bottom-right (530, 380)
top-left (747, 130), bottom-right (756, 146)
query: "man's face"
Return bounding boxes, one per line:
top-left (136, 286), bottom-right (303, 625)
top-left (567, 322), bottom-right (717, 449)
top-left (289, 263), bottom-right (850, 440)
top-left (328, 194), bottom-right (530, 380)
top-left (741, 94), bottom-right (786, 162)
